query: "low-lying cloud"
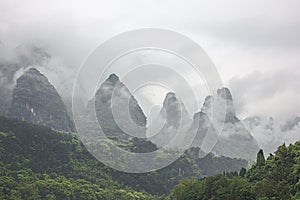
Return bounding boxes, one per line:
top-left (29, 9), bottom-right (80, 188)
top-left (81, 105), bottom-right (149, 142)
top-left (229, 68), bottom-right (300, 120)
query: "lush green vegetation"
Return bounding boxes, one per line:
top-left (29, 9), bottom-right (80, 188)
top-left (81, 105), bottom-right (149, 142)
top-left (171, 141), bottom-right (300, 200)
top-left (0, 116), bottom-right (248, 199)
top-left (0, 117), bottom-right (163, 200)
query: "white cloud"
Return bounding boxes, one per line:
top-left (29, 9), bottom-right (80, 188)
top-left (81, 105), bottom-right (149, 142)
top-left (229, 68), bottom-right (300, 120)
top-left (0, 0), bottom-right (300, 122)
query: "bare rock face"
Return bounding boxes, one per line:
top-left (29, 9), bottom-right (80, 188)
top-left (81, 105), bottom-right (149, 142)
top-left (85, 74), bottom-right (147, 139)
top-left (0, 45), bottom-right (50, 116)
top-left (160, 92), bottom-right (191, 129)
top-left (190, 88), bottom-right (259, 160)
top-left (200, 95), bottom-right (214, 117)
top-left (7, 68), bottom-right (74, 132)
top-left (148, 92), bottom-right (192, 148)
top-left (187, 111), bottom-right (217, 154)
top-left (216, 88), bottom-right (239, 123)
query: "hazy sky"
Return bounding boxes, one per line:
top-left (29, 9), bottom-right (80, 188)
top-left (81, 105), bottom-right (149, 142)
top-left (1, 0), bottom-right (300, 121)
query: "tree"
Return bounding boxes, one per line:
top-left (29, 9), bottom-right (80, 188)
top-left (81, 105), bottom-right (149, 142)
top-left (256, 149), bottom-right (265, 167)
top-left (239, 168), bottom-right (246, 177)
top-left (10, 183), bottom-right (40, 200)
top-left (172, 141), bottom-right (300, 200)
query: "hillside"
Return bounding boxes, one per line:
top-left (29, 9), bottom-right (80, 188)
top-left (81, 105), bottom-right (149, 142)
top-left (171, 140), bottom-right (300, 200)
top-left (0, 116), bottom-right (247, 199)
top-left (0, 116), bottom-right (161, 200)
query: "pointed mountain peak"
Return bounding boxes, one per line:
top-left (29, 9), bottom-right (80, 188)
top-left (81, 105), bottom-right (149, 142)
top-left (160, 92), bottom-right (191, 125)
top-left (201, 95), bottom-right (214, 114)
top-left (106, 73), bottom-right (119, 85)
top-left (204, 95), bottom-right (214, 101)
top-left (199, 88), bottom-right (238, 123)
top-left (23, 67), bottom-right (42, 76)
top-left (95, 73), bottom-right (122, 99)
top-left (8, 68), bottom-right (74, 132)
top-left (17, 67), bottom-right (49, 85)
top-left (163, 92), bottom-right (178, 107)
top-left (166, 92), bottom-right (176, 96)
top-left (193, 111), bottom-right (207, 120)
top-left (217, 87), bottom-right (233, 100)
top-left (164, 92), bottom-right (177, 100)
top-left (92, 73), bottom-right (147, 138)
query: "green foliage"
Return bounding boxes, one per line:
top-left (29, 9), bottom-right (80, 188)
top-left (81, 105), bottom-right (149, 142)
top-left (172, 175), bottom-right (256, 200)
top-left (256, 149), bottom-right (265, 167)
top-left (239, 167), bottom-right (247, 177)
top-left (0, 117), bottom-right (163, 199)
top-left (0, 171), bottom-right (161, 200)
top-left (0, 116), bottom-right (248, 199)
top-left (171, 141), bottom-right (300, 200)
top-left (197, 153), bottom-right (247, 176)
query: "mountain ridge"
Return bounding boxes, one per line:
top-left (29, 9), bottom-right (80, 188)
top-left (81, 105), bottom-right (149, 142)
top-left (7, 67), bottom-right (74, 132)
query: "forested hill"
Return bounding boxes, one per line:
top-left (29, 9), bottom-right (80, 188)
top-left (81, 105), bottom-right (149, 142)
top-left (0, 116), bottom-right (248, 199)
top-left (171, 140), bottom-right (300, 200)
top-left (0, 116), bottom-right (163, 200)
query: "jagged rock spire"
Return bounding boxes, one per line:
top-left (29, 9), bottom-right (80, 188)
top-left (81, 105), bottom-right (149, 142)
top-left (8, 68), bottom-right (74, 131)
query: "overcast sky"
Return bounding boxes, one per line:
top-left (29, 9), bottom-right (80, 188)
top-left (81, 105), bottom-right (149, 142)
top-left (1, 0), bottom-right (300, 121)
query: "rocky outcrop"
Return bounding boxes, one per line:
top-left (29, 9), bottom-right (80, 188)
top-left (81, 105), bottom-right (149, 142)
top-left (190, 88), bottom-right (259, 160)
top-left (85, 74), bottom-right (147, 139)
top-left (0, 45), bottom-right (50, 115)
top-left (148, 92), bottom-right (192, 148)
top-left (7, 68), bottom-right (74, 132)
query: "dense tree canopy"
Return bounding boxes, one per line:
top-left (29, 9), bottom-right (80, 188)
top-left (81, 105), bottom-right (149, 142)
top-left (172, 141), bottom-right (300, 200)
top-left (0, 116), bottom-right (248, 199)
